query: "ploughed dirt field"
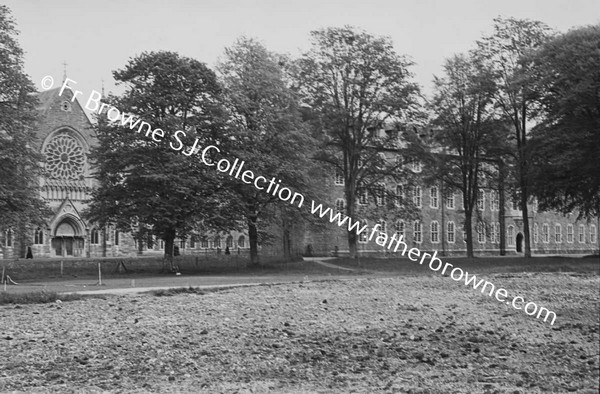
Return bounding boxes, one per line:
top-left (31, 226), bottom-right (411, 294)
top-left (1, 270), bottom-right (599, 393)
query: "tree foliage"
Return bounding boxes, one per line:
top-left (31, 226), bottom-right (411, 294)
top-left (87, 51), bottom-right (233, 268)
top-left (429, 53), bottom-right (505, 257)
top-left (528, 24), bottom-right (600, 219)
top-left (476, 17), bottom-right (553, 257)
top-left (295, 26), bottom-right (421, 258)
top-left (0, 5), bottom-right (50, 255)
top-left (218, 37), bottom-right (316, 264)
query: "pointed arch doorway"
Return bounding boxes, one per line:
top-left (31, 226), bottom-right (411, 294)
top-left (52, 217), bottom-right (85, 257)
top-left (516, 232), bottom-right (524, 253)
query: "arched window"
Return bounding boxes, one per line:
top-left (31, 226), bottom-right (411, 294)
top-left (114, 230), bottom-right (120, 246)
top-left (395, 220), bottom-right (404, 239)
top-left (377, 219), bottom-right (386, 233)
top-left (226, 235), bottom-right (233, 248)
top-left (591, 225), bottom-right (597, 243)
top-left (555, 224), bottom-right (562, 243)
top-left (238, 235), bottom-right (245, 248)
top-left (91, 228), bottom-right (99, 244)
top-left (358, 220), bottom-right (368, 243)
top-left (567, 224), bottom-right (573, 243)
top-left (430, 187), bottom-right (439, 208)
top-left (477, 189), bottom-right (485, 211)
top-left (190, 235), bottom-right (196, 248)
top-left (507, 226), bottom-right (515, 246)
top-left (431, 221), bottom-right (439, 243)
top-left (542, 224), bottom-right (549, 243)
top-left (34, 228), bottom-right (44, 245)
top-left (335, 199), bottom-right (345, 215)
top-left (412, 186), bottom-right (422, 208)
top-left (533, 223), bottom-right (539, 243)
top-left (579, 224), bottom-right (585, 243)
top-left (447, 222), bottom-right (455, 243)
top-left (201, 237), bottom-right (209, 248)
top-left (477, 222), bottom-right (485, 243)
top-left (214, 236), bottom-right (221, 249)
top-left (413, 221), bottom-right (422, 243)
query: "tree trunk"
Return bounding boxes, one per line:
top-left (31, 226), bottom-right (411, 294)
top-left (465, 209), bottom-right (474, 258)
top-left (248, 211), bottom-right (259, 266)
top-left (163, 229), bottom-right (177, 272)
top-left (498, 162), bottom-right (506, 256)
top-left (520, 183), bottom-right (532, 258)
top-left (348, 229), bottom-right (358, 259)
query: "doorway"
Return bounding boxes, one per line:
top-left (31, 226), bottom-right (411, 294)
top-left (516, 233), bottom-right (524, 253)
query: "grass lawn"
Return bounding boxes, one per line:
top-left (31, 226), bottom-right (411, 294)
top-left (0, 256), bottom-right (598, 393)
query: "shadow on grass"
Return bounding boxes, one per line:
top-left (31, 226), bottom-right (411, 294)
top-left (332, 255), bottom-right (600, 275)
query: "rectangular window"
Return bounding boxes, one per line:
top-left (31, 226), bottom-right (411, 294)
top-left (445, 191), bottom-right (455, 209)
top-left (378, 220), bottom-right (386, 233)
top-left (334, 171), bottom-right (344, 185)
top-left (430, 187), bottom-right (439, 209)
top-left (567, 224), bottom-right (573, 243)
top-left (413, 221), bottom-right (422, 243)
top-left (555, 224), bottom-right (562, 243)
top-left (507, 226), bottom-right (515, 246)
top-left (447, 222), bottom-right (455, 243)
top-left (413, 186), bottom-right (422, 208)
top-left (591, 225), bottom-right (597, 243)
top-left (579, 224), bottom-right (585, 243)
top-left (359, 188), bottom-right (368, 205)
top-left (543, 224), bottom-right (549, 243)
top-left (431, 221), bottom-right (439, 243)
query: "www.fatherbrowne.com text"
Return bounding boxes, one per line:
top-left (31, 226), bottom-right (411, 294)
top-left (46, 76), bottom-right (557, 326)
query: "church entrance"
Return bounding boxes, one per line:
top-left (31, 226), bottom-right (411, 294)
top-left (516, 233), bottom-right (524, 253)
top-left (52, 219), bottom-right (85, 257)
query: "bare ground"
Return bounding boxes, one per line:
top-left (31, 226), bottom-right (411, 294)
top-left (0, 271), bottom-right (598, 393)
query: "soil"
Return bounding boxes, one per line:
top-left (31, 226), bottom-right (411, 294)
top-left (1, 272), bottom-right (598, 393)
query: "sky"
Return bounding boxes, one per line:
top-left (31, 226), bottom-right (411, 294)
top-left (5, 0), bottom-right (600, 100)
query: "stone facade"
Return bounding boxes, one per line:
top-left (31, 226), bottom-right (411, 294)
top-left (303, 148), bottom-right (599, 257)
top-left (1, 87), bottom-right (251, 260)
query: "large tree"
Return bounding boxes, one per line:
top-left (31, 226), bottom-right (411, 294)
top-left (476, 17), bottom-right (553, 257)
top-left (0, 5), bottom-right (49, 257)
top-left (429, 53), bottom-right (505, 257)
top-left (87, 51), bottom-right (234, 270)
top-left (528, 24), bottom-right (600, 219)
top-left (295, 26), bottom-right (421, 258)
top-left (218, 37), bottom-right (316, 265)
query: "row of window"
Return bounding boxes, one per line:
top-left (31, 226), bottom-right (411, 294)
top-left (529, 223), bottom-right (597, 244)
top-left (144, 234), bottom-right (247, 250)
top-left (3, 229), bottom-right (247, 250)
top-left (343, 186), bottom-right (503, 211)
top-left (355, 220), bottom-right (598, 245)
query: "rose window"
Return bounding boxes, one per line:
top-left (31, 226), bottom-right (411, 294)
top-left (45, 135), bottom-right (85, 179)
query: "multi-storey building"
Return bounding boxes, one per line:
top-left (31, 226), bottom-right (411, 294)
top-left (1, 89), bottom-right (598, 260)
top-left (303, 130), bottom-right (599, 257)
